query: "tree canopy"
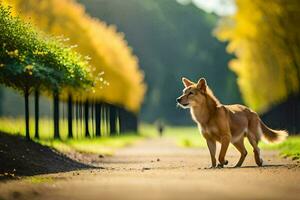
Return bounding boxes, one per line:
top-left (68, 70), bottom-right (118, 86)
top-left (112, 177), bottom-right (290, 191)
top-left (215, 0), bottom-right (300, 112)
top-left (0, 5), bottom-right (92, 95)
top-left (3, 0), bottom-right (146, 112)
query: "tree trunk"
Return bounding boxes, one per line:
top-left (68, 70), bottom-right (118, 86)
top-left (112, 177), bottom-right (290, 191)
top-left (24, 88), bottom-right (30, 140)
top-left (53, 92), bottom-right (60, 139)
top-left (34, 90), bottom-right (39, 139)
top-left (0, 88), bottom-right (3, 116)
top-left (119, 108), bottom-right (138, 134)
top-left (67, 94), bottom-right (73, 138)
top-left (84, 100), bottom-right (90, 137)
top-left (75, 100), bottom-right (80, 138)
top-left (105, 104), bottom-right (109, 135)
top-left (95, 102), bottom-right (101, 137)
top-left (91, 101), bottom-right (95, 137)
top-left (79, 101), bottom-right (83, 136)
top-left (109, 105), bottom-right (117, 136)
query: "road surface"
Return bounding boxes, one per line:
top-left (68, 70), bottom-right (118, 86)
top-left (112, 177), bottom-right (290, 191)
top-left (0, 138), bottom-right (300, 200)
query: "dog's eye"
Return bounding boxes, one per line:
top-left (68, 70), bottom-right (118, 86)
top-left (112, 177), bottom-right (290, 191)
top-left (189, 91), bottom-right (195, 95)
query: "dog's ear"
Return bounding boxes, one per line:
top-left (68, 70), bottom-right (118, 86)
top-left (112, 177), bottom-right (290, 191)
top-left (182, 77), bottom-right (194, 87)
top-left (197, 78), bottom-right (207, 92)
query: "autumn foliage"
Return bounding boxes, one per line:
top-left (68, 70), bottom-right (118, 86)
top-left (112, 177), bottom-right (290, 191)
top-left (3, 0), bottom-right (146, 112)
top-left (215, 0), bottom-right (300, 112)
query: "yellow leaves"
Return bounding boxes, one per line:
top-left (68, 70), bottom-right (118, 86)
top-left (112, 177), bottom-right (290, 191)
top-left (0, 63), bottom-right (5, 68)
top-left (24, 64), bottom-right (33, 75)
top-left (6, 49), bottom-right (19, 58)
top-left (25, 65), bottom-right (33, 70)
top-left (216, 0), bottom-right (300, 113)
top-left (33, 50), bottom-right (48, 56)
top-left (6, 0), bottom-right (146, 112)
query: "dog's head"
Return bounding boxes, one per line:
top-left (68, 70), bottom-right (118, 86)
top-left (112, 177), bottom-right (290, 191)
top-left (176, 77), bottom-right (207, 109)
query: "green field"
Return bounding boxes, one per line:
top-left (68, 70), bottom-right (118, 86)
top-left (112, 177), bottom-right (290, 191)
top-left (143, 124), bottom-right (300, 160)
top-left (0, 117), bottom-right (143, 155)
top-left (37, 135), bottom-right (142, 156)
top-left (0, 118), bottom-right (299, 159)
top-left (141, 124), bottom-right (206, 147)
top-left (260, 137), bottom-right (300, 160)
top-left (0, 117), bottom-right (116, 140)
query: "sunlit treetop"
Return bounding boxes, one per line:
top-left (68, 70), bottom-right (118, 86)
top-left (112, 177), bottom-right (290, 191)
top-left (215, 0), bottom-right (300, 112)
top-left (0, 5), bottom-right (93, 94)
top-left (4, 0), bottom-right (146, 112)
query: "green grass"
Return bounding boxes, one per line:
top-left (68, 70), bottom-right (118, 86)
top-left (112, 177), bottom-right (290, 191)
top-left (36, 134), bottom-right (142, 156)
top-left (260, 136), bottom-right (300, 160)
top-left (165, 126), bottom-right (206, 147)
top-left (25, 177), bottom-right (54, 184)
top-left (1, 118), bottom-right (299, 159)
top-left (141, 124), bottom-right (300, 160)
top-left (0, 117), bottom-right (148, 155)
top-left (0, 117), bottom-right (116, 140)
top-left (141, 124), bottom-right (206, 147)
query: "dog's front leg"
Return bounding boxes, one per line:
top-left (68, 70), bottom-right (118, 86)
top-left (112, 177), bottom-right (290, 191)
top-left (206, 138), bottom-right (216, 168)
top-left (217, 134), bottom-right (230, 168)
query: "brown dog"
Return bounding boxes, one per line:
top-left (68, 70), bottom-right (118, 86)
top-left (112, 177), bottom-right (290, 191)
top-left (177, 77), bottom-right (288, 168)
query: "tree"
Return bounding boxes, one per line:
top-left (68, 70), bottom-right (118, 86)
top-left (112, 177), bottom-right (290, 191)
top-left (0, 5), bottom-right (92, 139)
top-left (215, 0), bottom-right (300, 112)
top-left (0, 88), bottom-right (2, 116)
top-left (4, 0), bottom-right (146, 114)
top-left (4, 0), bottom-right (146, 137)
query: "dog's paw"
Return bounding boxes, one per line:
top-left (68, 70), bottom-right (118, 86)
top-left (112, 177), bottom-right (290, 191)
top-left (257, 159), bottom-right (263, 167)
top-left (217, 164), bottom-right (223, 168)
top-left (218, 160), bottom-right (228, 166)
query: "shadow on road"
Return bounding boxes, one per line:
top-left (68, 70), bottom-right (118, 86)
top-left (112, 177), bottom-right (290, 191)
top-left (202, 164), bottom-right (287, 170)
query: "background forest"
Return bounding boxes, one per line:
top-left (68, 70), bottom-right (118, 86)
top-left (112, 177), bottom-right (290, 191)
top-left (0, 0), bottom-right (241, 125)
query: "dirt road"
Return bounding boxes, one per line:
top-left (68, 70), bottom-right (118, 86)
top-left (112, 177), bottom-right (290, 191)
top-left (1, 138), bottom-right (300, 200)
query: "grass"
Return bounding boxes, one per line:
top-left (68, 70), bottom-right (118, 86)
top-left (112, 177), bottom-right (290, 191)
top-left (0, 117), bottom-right (299, 159)
top-left (141, 124), bottom-right (300, 160)
top-left (260, 136), bottom-right (300, 160)
top-left (25, 177), bottom-right (54, 184)
top-left (0, 117), bottom-right (148, 155)
top-left (37, 135), bottom-right (142, 155)
top-left (0, 117), bottom-right (116, 140)
top-left (141, 124), bottom-right (206, 147)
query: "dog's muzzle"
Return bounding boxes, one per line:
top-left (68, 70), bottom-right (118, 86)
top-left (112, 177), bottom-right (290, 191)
top-left (176, 97), bottom-right (189, 107)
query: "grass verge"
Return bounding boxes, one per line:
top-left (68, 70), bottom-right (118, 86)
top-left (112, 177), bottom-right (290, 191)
top-left (36, 134), bottom-right (142, 156)
top-left (141, 124), bottom-right (206, 148)
top-left (0, 117), bottom-right (152, 156)
top-left (1, 118), bottom-right (299, 159)
top-left (143, 124), bottom-right (300, 160)
top-left (260, 136), bottom-right (300, 160)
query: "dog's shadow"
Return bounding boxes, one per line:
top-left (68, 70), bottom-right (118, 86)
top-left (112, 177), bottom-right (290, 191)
top-left (232, 164), bottom-right (285, 169)
top-left (202, 164), bottom-right (289, 170)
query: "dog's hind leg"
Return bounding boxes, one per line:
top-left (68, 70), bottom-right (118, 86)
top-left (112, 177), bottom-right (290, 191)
top-left (233, 138), bottom-right (247, 167)
top-left (247, 135), bottom-right (263, 166)
top-left (248, 119), bottom-right (263, 166)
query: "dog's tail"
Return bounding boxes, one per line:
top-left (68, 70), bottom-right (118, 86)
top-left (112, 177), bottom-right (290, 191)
top-left (259, 119), bottom-right (288, 143)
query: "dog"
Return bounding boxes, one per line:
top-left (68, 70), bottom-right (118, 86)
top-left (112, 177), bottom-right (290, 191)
top-left (177, 77), bottom-right (288, 168)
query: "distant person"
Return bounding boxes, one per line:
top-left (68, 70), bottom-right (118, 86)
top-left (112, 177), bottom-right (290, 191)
top-left (156, 120), bottom-right (164, 137)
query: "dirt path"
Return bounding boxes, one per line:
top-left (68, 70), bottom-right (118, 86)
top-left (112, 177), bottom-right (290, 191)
top-left (1, 138), bottom-right (300, 200)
